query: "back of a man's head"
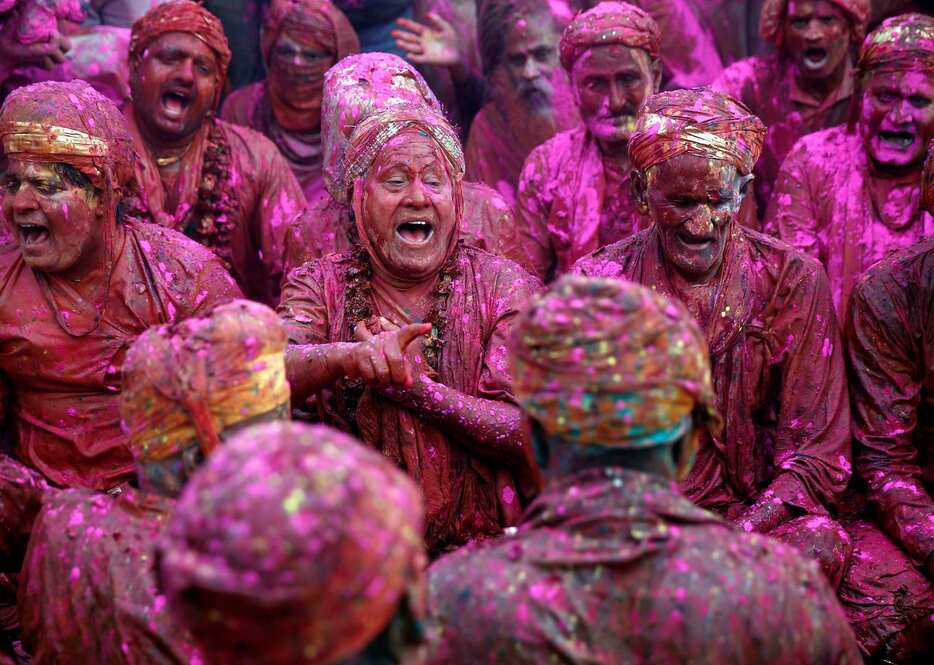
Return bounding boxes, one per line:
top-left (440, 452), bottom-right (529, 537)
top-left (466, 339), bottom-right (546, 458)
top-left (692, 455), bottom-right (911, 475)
top-left (510, 274), bottom-right (719, 479)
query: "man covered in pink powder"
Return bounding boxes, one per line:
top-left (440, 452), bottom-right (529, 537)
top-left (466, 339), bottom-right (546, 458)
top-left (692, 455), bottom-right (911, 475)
top-left (18, 300), bottom-right (291, 663)
top-left (125, 0), bottom-right (307, 305)
top-left (574, 88), bottom-right (855, 592)
top-left (515, 2), bottom-right (661, 283)
top-left (767, 13), bottom-right (934, 320)
top-left (279, 103), bottom-right (540, 557)
top-left (158, 421), bottom-right (428, 665)
top-left (427, 275), bottom-right (861, 664)
top-left (714, 0), bottom-right (870, 218)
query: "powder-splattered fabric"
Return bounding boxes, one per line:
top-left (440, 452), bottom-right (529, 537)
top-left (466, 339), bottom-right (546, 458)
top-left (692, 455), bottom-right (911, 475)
top-left (574, 225), bottom-right (853, 586)
top-left (129, 0), bottom-right (231, 99)
top-left (0, 222), bottom-right (241, 490)
top-left (158, 422), bottom-right (425, 665)
top-left (278, 246), bottom-right (541, 556)
top-left (766, 126), bottom-right (934, 320)
top-left (121, 300), bottom-right (289, 464)
top-left (0, 0), bottom-right (84, 45)
top-left (841, 239), bottom-right (934, 655)
top-left (558, 1), bottom-right (661, 68)
top-left (516, 124), bottom-right (652, 283)
top-left (759, 0), bottom-right (869, 49)
top-left (125, 113), bottom-right (306, 306)
top-left (18, 488), bottom-right (201, 664)
top-left (856, 12), bottom-right (934, 75)
top-left (628, 87), bottom-right (766, 176)
top-left (0, 455), bottom-right (54, 571)
top-left (511, 275), bottom-right (718, 448)
top-left (220, 0), bottom-right (359, 201)
top-left (427, 467), bottom-right (862, 665)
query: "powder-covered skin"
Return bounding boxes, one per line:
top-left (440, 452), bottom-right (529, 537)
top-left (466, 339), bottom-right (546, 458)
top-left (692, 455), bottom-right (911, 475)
top-left (427, 467), bottom-right (861, 664)
top-left (17, 488), bottom-right (201, 664)
top-left (281, 180), bottom-right (531, 278)
top-left (279, 246), bottom-right (541, 556)
top-left (766, 126), bottom-right (934, 319)
top-left (0, 221), bottom-right (241, 490)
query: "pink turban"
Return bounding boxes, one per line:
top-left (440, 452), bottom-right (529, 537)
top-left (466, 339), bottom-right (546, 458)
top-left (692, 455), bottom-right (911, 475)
top-left (759, 0), bottom-right (870, 49)
top-left (158, 421), bottom-right (426, 665)
top-left (857, 13), bottom-right (934, 76)
top-left (628, 87), bottom-right (766, 176)
top-left (559, 1), bottom-right (661, 71)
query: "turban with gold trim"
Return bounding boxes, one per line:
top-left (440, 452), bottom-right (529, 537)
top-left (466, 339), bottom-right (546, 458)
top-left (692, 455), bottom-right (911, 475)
top-left (559, 1), bottom-right (661, 71)
top-left (857, 12), bottom-right (934, 76)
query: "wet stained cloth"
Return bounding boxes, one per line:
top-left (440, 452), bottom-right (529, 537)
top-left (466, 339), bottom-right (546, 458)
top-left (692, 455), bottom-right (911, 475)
top-left (278, 245), bottom-right (541, 555)
top-left (516, 125), bottom-right (651, 283)
top-left (126, 114), bottom-right (308, 306)
top-left (427, 467), bottom-right (862, 665)
top-left (0, 221), bottom-right (241, 491)
top-left (713, 55), bottom-right (855, 218)
top-left (18, 487), bottom-right (200, 664)
top-left (766, 126), bottom-right (934, 321)
top-left (574, 225), bottom-right (853, 582)
top-left (280, 182), bottom-right (532, 279)
top-left (839, 238), bottom-right (934, 656)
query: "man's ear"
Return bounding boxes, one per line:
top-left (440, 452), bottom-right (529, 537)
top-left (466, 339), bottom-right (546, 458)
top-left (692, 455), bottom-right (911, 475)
top-left (736, 173), bottom-right (755, 208)
top-left (650, 57), bottom-right (663, 92)
top-left (631, 169), bottom-right (650, 216)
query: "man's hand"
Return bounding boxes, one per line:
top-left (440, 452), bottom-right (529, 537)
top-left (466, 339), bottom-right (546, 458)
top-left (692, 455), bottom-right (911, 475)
top-left (392, 12), bottom-right (461, 68)
top-left (342, 320), bottom-right (432, 387)
top-left (0, 21), bottom-right (71, 71)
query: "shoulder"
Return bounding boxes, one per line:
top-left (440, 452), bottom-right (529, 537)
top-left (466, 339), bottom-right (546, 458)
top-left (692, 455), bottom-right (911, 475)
top-left (785, 125), bottom-right (857, 170)
top-left (219, 82), bottom-right (264, 126)
top-left (714, 55), bottom-right (780, 93)
top-left (741, 227), bottom-right (831, 291)
top-left (528, 125), bottom-right (587, 165)
top-left (128, 222), bottom-right (230, 276)
top-left (852, 237), bottom-right (934, 313)
top-left (460, 245), bottom-right (542, 294)
top-left (282, 252), bottom-right (351, 294)
top-left (573, 229), bottom-right (649, 278)
top-left (216, 118), bottom-right (286, 165)
top-left (33, 488), bottom-right (111, 544)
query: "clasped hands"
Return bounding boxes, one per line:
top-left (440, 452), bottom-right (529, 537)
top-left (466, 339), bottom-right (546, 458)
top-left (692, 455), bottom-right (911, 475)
top-left (335, 316), bottom-right (434, 388)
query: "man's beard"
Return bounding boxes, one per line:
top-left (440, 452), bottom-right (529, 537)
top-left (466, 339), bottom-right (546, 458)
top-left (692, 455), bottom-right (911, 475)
top-left (518, 82), bottom-right (553, 113)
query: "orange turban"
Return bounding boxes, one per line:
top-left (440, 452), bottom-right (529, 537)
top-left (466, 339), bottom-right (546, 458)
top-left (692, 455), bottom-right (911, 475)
top-left (121, 299), bottom-right (289, 464)
top-left (628, 87), bottom-right (766, 176)
top-left (158, 421), bottom-right (426, 665)
top-left (0, 80), bottom-right (136, 196)
top-left (559, 1), bottom-right (661, 71)
top-left (759, 0), bottom-right (870, 49)
top-left (511, 275), bottom-right (720, 448)
top-left (857, 13), bottom-right (934, 76)
top-left (129, 0), bottom-right (232, 89)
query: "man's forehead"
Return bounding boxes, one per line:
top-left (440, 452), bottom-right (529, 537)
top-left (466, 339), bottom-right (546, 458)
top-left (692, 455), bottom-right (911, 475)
top-left (6, 159), bottom-right (58, 178)
top-left (146, 31), bottom-right (217, 60)
top-left (505, 12), bottom-right (559, 45)
top-left (867, 68), bottom-right (934, 90)
top-left (649, 156), bottom-right (738, 188)
top-left (787, 0), bottom-right (844, 17)
top-left (374, 132), bottom-right (446, 166)
top-left (574, 43), bottom-right (652, 73)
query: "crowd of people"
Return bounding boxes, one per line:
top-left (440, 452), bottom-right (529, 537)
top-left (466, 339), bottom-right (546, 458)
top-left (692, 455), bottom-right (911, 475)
top-left (0, 0), bottom-right (932, 663)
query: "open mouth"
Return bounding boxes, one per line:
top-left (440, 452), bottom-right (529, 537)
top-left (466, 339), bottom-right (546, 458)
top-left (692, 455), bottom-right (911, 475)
top-left (677, 232), bottom-right (714, 250)
top-left (879, 130), bottom-right (916, 149)
top-left (160, 89), bottom-right (192, 120)
top-left (395, 220), bottom-right (434, 245)
top-left (17, 223), bottom-right (49, 246)
top-left (802, 48), bottom-right (828, 69)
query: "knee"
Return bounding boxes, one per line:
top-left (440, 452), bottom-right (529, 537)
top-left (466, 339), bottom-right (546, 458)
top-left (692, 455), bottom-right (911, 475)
top-left (770, 515), bottom-right (853, 590)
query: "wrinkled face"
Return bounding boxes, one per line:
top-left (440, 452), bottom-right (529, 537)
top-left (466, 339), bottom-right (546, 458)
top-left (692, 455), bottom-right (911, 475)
top-left (860, 69), bottom-right (934, 171)
top-left (572, 43), bottom-right (658, 147)
top-left (2, 160), bottom-right (104, 274)
top-left (501, 12), bottom-right (561, 111)
top-left (132, 32), bottom-right (220, 144)
top-left (639, 154), bottom-right (750, 282)
top-left (783, 0), bottom-right (851, 81)
top-left (361, 131), bottom-right (458, 280)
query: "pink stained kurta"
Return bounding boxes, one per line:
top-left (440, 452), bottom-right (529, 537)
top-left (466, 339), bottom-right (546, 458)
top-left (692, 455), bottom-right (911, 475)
top-left (714, 55), bottom-right (855, 219)
top-left (574, 226), bottom-right (852, 544)
top-left (221, 81), bottom-right (328, 205)
top-left (427, 467), bottom-right (862, 665)
top-left (18, 487), bottom-right (201, 664)
top-left (516, 124), bottom-right (651, 283)
top-left (0, 222), bottom-right (242, 491)
top-left (126, 115), bottom-right (308, 306)
top-left (278, 245), bottom-right (541, 555)
top-left (766, 126), bottom-right (934, 320)
top-left (281, 181), bottom-right (532, 279)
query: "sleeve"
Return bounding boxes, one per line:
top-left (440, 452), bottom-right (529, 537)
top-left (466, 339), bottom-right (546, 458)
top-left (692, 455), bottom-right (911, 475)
top-left (219, 86), bottom-right (254, 128)
top-left (276, 260), bottom-right (334, 346)
top-left (847, 271), bottom-right (934, 565)
top-left (252, 138), bottom-right (309, 305)
top-left (764, 136), bottom-right (823, 256)
top-left (515, 145), bottom-right (559, 283)
top-left (710, 58), bottom-right (755, 101)
top-left (765, 257), bottom-right (852, 515)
